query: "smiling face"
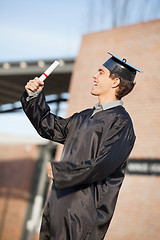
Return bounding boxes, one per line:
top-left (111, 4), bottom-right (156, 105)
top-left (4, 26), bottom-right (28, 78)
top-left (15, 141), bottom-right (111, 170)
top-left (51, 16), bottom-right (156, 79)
top-left (91, 65), bottom-right (121, 103)
top-left (91, 66), bottom-right (113, 101)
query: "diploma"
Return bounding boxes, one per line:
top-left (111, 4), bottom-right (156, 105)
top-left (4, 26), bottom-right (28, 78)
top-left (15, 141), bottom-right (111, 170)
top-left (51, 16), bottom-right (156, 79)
top-left (39, 60), bottom-right (59, 81)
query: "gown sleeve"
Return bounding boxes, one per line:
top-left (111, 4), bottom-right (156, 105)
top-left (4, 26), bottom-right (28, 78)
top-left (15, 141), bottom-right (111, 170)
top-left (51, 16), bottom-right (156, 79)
top-left (51, 120), bottom-right (135, 189)
top-left (21, 90), bottom-right (76, 144)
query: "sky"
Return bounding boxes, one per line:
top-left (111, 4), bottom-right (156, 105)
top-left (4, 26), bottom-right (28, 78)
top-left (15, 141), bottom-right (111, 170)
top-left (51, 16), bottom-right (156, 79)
top-left (0, 0), bottom-right (89, 61)
top-left (0, 0), bottom-right (160, 62)
top-left (0, 0), bottom-right (160, 138)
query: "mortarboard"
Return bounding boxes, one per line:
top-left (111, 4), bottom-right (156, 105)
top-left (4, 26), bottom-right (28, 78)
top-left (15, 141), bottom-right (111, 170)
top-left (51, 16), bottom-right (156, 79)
top-left (103, 52), bottom-right (143, 82)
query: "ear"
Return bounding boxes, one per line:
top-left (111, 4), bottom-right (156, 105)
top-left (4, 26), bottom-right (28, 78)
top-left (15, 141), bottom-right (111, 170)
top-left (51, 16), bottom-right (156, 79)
top-left (112, 78), bottom-right (120, 88)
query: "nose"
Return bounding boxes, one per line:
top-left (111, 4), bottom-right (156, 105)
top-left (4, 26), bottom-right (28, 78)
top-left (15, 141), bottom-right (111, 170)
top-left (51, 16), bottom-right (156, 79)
top-left (93, 72), bottom-right (98, 79)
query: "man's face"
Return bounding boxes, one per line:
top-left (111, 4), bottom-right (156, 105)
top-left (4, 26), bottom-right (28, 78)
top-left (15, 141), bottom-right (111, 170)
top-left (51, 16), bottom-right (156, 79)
top-left (91, 65), bottom-right (113, 97)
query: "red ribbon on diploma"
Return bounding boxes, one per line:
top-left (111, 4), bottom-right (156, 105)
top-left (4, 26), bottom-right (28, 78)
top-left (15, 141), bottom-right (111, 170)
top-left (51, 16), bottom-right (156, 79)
top-left (43, 73), bottom-right (48, 78)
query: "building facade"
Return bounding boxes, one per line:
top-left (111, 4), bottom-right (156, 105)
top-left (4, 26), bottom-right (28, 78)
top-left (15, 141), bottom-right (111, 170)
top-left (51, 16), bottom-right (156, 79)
top-left (57, 19), bottom-right (160, 240)
top-left (0, 19), bottom-right (160, 240)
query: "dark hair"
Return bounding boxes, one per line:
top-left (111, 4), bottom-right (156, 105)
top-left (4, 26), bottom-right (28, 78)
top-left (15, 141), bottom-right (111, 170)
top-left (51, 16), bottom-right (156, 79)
top-left (109, 72), bottom-right (136, 100)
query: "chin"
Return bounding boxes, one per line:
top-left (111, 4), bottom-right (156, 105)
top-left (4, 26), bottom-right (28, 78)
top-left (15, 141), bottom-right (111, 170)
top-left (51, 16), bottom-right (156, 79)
top-left (91, 90), bottom-right (99, 96)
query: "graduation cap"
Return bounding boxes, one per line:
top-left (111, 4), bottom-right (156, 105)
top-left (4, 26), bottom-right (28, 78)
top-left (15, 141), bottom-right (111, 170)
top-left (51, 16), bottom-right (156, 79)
top-left (103, 52), bottom-right (143, 82)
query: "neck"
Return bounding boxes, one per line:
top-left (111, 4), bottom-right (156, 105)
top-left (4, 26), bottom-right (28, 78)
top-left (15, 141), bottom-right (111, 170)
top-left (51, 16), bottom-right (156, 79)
top-left (98, 95), bottom-right (118, 104)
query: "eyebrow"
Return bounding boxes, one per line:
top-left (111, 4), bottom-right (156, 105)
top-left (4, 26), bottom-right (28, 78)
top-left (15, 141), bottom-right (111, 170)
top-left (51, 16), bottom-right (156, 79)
top-left (98, 68), bottom-right (104, 72)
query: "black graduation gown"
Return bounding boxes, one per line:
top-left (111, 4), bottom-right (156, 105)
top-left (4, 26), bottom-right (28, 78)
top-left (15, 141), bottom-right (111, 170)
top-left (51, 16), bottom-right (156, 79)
top-left (21, 90), bottom-right (136, 240)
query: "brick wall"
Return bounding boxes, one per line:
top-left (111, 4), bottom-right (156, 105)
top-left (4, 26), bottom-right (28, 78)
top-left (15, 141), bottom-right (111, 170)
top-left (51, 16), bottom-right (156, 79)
top-left (66, 19), bottom-right (160, 159)
top-left (56, 19), bottom-right (160, 239)
top-left (106, 175), bottom-right (160, 240)
top-left (0, 145), bottom-right (38, 240)
top-left (1, 19), bottom-right (159, 240)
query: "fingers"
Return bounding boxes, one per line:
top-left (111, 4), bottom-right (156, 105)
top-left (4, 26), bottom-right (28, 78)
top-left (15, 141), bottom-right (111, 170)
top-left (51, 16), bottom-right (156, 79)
top-left (46, 162), bottom-right (54, 179)
top-left (25, 77), bottom-right (44, 94)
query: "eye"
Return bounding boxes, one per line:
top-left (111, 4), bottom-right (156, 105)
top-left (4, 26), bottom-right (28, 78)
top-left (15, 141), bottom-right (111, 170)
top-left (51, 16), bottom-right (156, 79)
top-left (98, 69), bottom-right (104, 75)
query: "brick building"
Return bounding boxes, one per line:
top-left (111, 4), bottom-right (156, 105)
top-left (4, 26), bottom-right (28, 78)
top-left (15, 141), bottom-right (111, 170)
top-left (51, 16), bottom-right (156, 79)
top-left (56, 19), bottom-right (160, 240)
top-left (0, 144), bottom-right (39, 240)
top-left (0, 19), bottom-right (160, 240)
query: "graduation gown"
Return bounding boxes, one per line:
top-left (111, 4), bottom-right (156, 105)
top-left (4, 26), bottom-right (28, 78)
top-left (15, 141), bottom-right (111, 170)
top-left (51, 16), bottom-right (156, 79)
top-left (21, 90), bottom-right (135, 240)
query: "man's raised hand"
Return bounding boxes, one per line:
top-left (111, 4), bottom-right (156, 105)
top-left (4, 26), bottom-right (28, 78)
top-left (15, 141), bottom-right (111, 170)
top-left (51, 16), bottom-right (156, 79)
top-left (25, 77), bottom-right (44, 94)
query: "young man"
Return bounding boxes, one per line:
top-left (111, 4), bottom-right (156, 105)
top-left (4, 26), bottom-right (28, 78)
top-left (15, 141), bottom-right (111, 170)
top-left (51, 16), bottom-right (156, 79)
top-left (21, 53), bottom-right (142, 240)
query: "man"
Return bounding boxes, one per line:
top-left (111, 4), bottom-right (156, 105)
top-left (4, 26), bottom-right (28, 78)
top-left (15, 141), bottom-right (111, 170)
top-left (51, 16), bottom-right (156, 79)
top-left (21, 52), bottom-right (142, 240)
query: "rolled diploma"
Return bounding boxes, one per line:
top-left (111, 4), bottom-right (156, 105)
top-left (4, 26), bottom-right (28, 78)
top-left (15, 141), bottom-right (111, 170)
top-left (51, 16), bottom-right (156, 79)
top-left (39, 60), bottom-right (60, 81)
